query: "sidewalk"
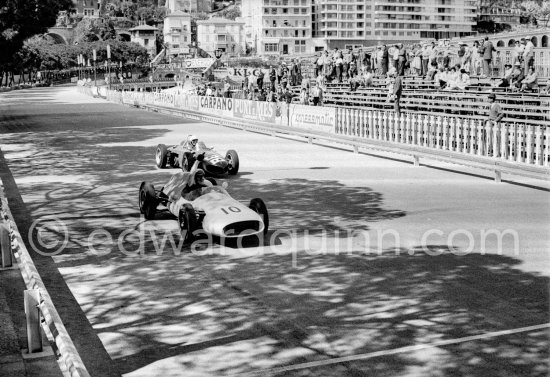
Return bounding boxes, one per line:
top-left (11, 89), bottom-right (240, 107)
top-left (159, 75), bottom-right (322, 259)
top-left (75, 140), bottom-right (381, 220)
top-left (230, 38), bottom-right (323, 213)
top-left (0, 265), bottom-right (64, 377)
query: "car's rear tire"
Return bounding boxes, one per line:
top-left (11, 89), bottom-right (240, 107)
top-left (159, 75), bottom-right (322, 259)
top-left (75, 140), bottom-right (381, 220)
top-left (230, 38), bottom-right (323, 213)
top-left (182, 152), bottom-right (194, 172)
top-left (156, 144), bottom-right (168, 168)
top-left (226, 150), bottom-right (239, 175)
top-left (249, 198), bottom-right (269, 235)
top-left (179, 204), bottom-right (197, 243)
top-left (139, 182), bottom-right (158, 220)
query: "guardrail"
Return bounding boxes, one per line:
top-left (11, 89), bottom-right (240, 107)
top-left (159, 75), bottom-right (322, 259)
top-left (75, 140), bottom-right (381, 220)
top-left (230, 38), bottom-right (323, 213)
top-left (79, 85), bottom-right (550, 181)
top-left (0, 190), bottom-right (91, 377)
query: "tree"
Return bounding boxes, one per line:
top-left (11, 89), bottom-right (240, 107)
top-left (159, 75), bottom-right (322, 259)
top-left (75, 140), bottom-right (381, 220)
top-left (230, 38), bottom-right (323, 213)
top-left (0, 0), bottom-right (74, 70)
top-left (73, 18), bottom-right (117, 44)
top-left (519, 0), bottom-right (550, 26)
top-left (212, 6), bottom-right (241, 21)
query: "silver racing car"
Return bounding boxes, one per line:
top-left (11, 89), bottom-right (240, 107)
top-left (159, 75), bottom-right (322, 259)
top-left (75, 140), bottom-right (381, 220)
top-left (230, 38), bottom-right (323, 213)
top-left (139, 173), bottom-right (268, 243)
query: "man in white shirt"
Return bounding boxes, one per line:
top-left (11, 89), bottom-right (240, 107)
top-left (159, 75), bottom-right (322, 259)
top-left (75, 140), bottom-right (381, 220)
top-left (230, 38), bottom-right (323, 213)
top-left (522, 38), bottom-right (535, 75)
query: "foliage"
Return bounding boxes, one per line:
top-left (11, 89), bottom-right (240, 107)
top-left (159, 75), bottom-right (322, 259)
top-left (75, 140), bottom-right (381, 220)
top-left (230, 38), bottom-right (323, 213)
top-left (136, 6), bottom-right (167, 25)
top-left (0, 0), bottom-right (74, 68)
top-left (212, 6), bottom-right (241, 21)
top-left (518, 0), bottom-right (550, 26)
top-left (73, 17), bottom-right (118, 43)
top-left (18, 35), bottom-right (150, 71)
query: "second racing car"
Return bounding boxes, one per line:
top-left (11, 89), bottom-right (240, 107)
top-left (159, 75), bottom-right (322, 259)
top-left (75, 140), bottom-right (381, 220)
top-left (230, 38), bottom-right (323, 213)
top-left (155, 135), bottom-right (239, 176)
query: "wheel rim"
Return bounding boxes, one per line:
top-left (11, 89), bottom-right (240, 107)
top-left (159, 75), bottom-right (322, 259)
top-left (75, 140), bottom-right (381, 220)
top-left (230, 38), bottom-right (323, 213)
top-left (183, 158), bottom-right (188, 171)
top-left (179, 212), bottom-right (186, 231)
top-left (139, 191), bottom-right (145, 211)
top-left (226, 154), bottom-right (233, 169)
top-left (156, 148), bottom-right (161, 165)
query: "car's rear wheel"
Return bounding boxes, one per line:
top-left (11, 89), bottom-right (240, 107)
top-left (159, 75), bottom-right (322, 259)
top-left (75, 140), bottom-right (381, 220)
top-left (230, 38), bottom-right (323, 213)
top-left (182, 152), bottom-right (194, 172)
top-left (249, 198), bottom-right (269, 235)
top-left (225, 150), bottom-right (239, 175)
top-left (178, 204), bottom-right (197, 243)
top-left (139, 182), bottom-right (158, 220)
top-left (156, 144), bottom-right (168, 168)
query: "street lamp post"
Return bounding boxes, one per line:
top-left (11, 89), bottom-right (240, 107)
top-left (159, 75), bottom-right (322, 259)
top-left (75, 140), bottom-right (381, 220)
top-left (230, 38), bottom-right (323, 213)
top-left (93, 49), bottom-right (97, 86)
top-left (107, 44), bottom-right (111, 90)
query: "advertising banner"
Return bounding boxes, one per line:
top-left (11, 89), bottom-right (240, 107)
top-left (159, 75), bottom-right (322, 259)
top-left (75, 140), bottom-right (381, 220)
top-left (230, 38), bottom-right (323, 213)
top-left (289, 104), bottom-right (336, 134)
top-left (232, 99), bottom-right (277, 124)
top-left (229, 68), bottom-right (270, 78)
top-left (152, 91), bottom-right (176, 107)
top-left (175, 94), bottom-right (200, 112)
top-left (198, 96), bottom-right (233, 118)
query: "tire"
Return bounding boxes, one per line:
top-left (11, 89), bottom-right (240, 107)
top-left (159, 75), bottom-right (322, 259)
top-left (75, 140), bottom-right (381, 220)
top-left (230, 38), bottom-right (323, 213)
top-left (156, 144), bottom-right (168, 168)
top-left (226, 149), bottom-right (239, 175)
top-left (139, 182), bottom-right (158, 220)
top-left (206, 177), bottom-right (217, 186)
top-left (249, 198), bottom-right (269, 235)
top-left (182, 152), bottom-right (194, 172)
top-left (178, 204), bottom-right (197, 243)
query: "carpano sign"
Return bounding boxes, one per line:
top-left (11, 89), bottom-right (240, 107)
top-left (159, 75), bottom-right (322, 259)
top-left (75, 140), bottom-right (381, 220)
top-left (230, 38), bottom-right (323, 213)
top-left (198, 96), bottom-right (233, 118)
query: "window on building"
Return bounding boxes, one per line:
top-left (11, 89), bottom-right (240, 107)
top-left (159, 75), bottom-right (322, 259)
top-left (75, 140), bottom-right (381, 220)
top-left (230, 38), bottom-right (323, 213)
top-left (265, 43), bottom-right (278, 52)
top-left (144, 39), bottom-right (149, 46)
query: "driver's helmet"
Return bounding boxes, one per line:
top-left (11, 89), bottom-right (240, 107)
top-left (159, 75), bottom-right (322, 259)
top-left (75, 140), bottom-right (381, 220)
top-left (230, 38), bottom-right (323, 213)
top-left (194, 169), bottom-right (205, 183)
top-left (188, 135), bottom-right (198, 148)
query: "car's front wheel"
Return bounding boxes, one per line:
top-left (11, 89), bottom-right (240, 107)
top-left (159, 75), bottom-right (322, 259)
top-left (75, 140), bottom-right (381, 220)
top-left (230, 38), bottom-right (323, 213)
top-left (139, 182), bottom-right (158, 220)
top-left (225, 150), bottom-right (239, 175)
top-left (156, 144), bottom-right (168, 168)
top-left (249, 198), bottom-right (269, 235)
top-left (178, 204), bottom-right (197, 243)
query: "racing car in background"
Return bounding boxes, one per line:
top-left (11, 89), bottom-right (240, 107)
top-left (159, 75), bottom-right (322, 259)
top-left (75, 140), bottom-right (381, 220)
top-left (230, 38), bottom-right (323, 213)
top-left (139, 174), bottom-right (268, 243)
top-left (155, 140), bottom-right (239, 176)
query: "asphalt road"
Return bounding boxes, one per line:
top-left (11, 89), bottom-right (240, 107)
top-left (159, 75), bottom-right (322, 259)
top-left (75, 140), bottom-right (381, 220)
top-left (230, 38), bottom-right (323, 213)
top-left (0, 87), bottom-right (549, 377)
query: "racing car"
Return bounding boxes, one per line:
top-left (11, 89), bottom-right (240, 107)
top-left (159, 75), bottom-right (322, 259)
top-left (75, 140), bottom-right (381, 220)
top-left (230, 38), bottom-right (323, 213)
top-left (138, 173), bottom-right (268, 243)
top-left (155, 140), bottom-right (239, 176)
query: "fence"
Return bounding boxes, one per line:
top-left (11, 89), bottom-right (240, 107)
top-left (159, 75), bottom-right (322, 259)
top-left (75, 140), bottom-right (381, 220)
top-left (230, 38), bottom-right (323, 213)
top-left (0, 194), bottom-right (90, 377)
top-left (79, 86), bottom-right (550, 180)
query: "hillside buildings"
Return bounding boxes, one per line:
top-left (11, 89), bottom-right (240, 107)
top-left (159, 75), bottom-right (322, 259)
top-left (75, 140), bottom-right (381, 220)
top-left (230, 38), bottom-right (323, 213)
top-left (196, 18), bottom-right (246, 56)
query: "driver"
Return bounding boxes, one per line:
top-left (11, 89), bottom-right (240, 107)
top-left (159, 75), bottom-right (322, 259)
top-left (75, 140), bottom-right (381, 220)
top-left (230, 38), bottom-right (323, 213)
top-left (183, 135), bottom-right (200, 152)
top-left (181, 168), bottom-right (212, 201)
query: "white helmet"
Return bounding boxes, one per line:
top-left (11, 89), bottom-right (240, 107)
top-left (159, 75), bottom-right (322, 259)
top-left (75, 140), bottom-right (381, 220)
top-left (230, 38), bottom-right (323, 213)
top-left (189, 135), bottom-right (198, 142)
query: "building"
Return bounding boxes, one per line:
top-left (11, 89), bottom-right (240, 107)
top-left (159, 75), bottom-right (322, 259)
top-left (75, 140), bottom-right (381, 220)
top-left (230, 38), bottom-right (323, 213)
top-left (129, 24), bottom-right (160, 57)
top-left (312, 0), bottom-right (477, 49)
top-left (241, 0), bottom-right (312, 56)
top-left (165, 0), bottom-right (199, 13)
top-left (73, 0), bottom-right (101, 17)
top-left (164, 11), bottom-right (193, 56)
top-left (242, 0), bottom-right (477, 54)
top-left (196, 18), bottom-right (246, 56)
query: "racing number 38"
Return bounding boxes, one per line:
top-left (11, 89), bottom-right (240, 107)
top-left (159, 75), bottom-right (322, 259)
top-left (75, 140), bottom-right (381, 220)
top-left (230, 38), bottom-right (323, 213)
top-left (220, 206), bottom-right (241, 215)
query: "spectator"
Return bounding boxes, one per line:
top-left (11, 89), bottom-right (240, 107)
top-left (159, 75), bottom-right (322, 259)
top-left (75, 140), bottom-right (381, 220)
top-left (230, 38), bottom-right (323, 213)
top-left (510, 62), bottom-right (525, 90)
top-left (390, 71), bottom-right (402, 116)
top-left (266, 87), bottom-right (276, 102)
top-left (281, 71), bottom-right (289, 89)
top-left (446, 68), bottom-right (470, 91)
top-left (426, 61), bottom-right (438, 81)
top-left (301, 74), bottom-right (311, 92)
top-left (411, 45), bottom-right (422, 76)
top-left (435, 67), bottom-right (449, 89)
top-left (381, 45), bottom-right (389, 75)
top-left (482, 36), bottom-right (496, 78)
top-left (335, 52), bottom-right (344, 83)
top-left (495, 64), bottom-right (513, 88)
top-left (257, 69), bottom-right (264, 90)
top-left (512, 40), bottom-right (524, 65)
top-left (282, 86), bottom-right (294, 104)
top-left (269, 66), bottom-right (277, 91)
top-left (421, 44), bottom-right (430, 76)
top-left (428, 41), bottom-right (438, 67)
top-left (486, 93), bottom-right (504, 156)
top-left (290, 59), bottom-right (297, 86)
top-left (310, 82), bottom-right (322, 106)
top-left (397, 43), bottom-right (407, 76)
top-left (362, 68), bottom-right (374, 87)
top-left (520, 66), bottom-right (538, 92)
top-left (223, 78), bottom-right (231, 98)
top-left (522, 37), bottom-right (535, 75)
top-left (248, 71), bottom-right (256, 92)
top-left (299, 87), bottom-right (309, 105)
top-left (257, 89), bottom-right (266, 101)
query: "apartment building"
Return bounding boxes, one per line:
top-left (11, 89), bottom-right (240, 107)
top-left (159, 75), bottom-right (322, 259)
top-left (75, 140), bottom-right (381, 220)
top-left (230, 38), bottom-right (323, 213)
top-left (242, 0), bottom-right (476, 54)
top-left (196, 18), bottom-right (246, 56)
top-left (241, 0), bottom-right (312, 56)
top-left (312, 0), bottom-right (477, 49)
top-left (478, 0), bottom-right (521, 28)
top-left (164, 11), bottom-right (193, 56)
